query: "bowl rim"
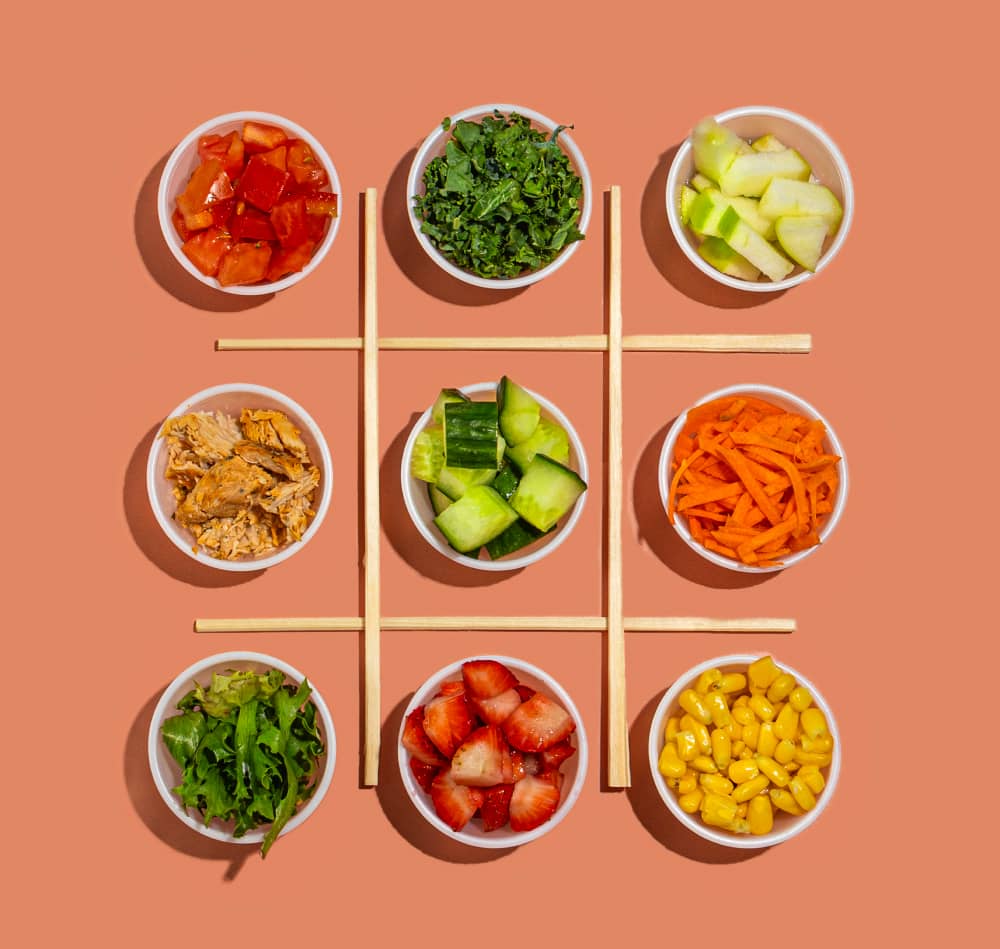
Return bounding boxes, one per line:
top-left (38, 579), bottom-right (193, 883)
top-left (146, 650), bottom-right (337, 846)
top-left (406, 103), bottom-right (592, 289)
top-left (157, 109), bottom-right (342, 296)
top-left (647, 652), bottom-right (841, 849)
top-left (664, 104), bottom-right (855, 292)
top-left (657, 383), bottom-right (849, 573)
top-left (399, 381), bottom-right (589, 571)
top-left (397, 654), bottom-right (589, 848)
top-left (145, 381), bottom-right (334, 572)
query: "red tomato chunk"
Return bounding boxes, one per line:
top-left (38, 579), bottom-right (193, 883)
top-left (182, 228), bottom-right (233, 277)
top-left (267, 240), bottom-right (316, 282)
top-left (270, 196), bottom-right (309, 249)
top-left (218, 243), bottom-right (272, 286)
top-left (238, 155), bottom-right (289, 213)
top-left (243, 121), bottom-right (287, 153)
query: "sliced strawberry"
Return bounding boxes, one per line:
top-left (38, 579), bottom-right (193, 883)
top-left (451, 725), bottom-right (506, 787)
top-left (401, 706), bottom-right (446, 766)
top-left (472, 687), bottom-right (522, 726)
top-left (430, 768), bottom-right (485, 831)
top-left (436, 680), bottom-right (466, 697)
top-left (540, 739), bottom-right (576, 770)
top-left (422, 691), bottom-right (476, 758)
top-left (480, 785), bottom-right (514, 832)
top-left (462, 659), bottom-right (518, 700)
top-left (508, 773), bottom-right (560, 832)
top-left (409, 757), bottom-right (439, 793)
top-left (522, 753), bottom-right (542, 776)
top-left (502, 693), bottom-right (576, 752)
top-left (515, 684), bottom-right (536, 702)
top-left (502, 746), bottom-right (527, 784)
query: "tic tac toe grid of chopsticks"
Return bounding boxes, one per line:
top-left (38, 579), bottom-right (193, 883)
top-left (196, 186), bottom-right (807, 789)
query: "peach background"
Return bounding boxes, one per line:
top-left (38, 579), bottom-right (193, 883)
top-left (5, 1), bottom-right (992, 944)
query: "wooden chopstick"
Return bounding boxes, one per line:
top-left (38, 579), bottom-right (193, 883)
top-left (215, 334), bottom-right (811, 353)
top-left (194, 616), bottom-right (796, 633)
top-left (607, 186), bottom-right (630, 789)
top-left (362, 188), bottom-right (381, 787)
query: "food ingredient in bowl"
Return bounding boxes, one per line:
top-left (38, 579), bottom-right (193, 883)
top-left (161, 408), bottom-right (320, 560)
top-left (173, 120), bottom-right (338, 286)
top-left (409, 378), bottom-right (586, 560)
top-left (402, 659), bottom-right (577, 833)
top-left (679, 118), bottom-right (844, 281)
top-left (160, 668), bottom-right (325, 856)
top-left (412, 111), bottom-right (584, 279)
top-left (658, 656), bottom-right (835, 836)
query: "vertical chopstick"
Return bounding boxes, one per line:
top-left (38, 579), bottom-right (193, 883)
top-left (607, 186), bottom-right (630, 789)
top-left (362, 188), bottom-right (381, 786)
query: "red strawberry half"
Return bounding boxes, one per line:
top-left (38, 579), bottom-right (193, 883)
top-left (462, 659), bottom-right (518, 700)
top-left (423, 691), bottom-right (476, 758)
top-left (515, 684), bottom-right (536, 702)
top-left (430, 768), bottom-right (485, 831)
top-left (436, 680), bottom-right (465, 697)
top-left (402, 706), bottom-right (447, 766)
top-left (480, 785), bottom-right (514, 832)
top-left (508, 773), bottom-right (561, 832)
top-left (540, 739), bottom-right (576, 770)
top-left (502, 746), bottom-right (527, 784)
top-left (409, 757), bottom-right (439, 793)
top-left (451, 725), bottom-right (506, 787)
top-left (502, 693), bottom-right (576, 752)
top-left (471, 687), bottom-right (522, 726)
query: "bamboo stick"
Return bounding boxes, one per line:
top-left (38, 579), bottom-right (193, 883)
top-left (379, 335), bottom-right (608, 351)
top-left (625, 334), bottom-right (811, 354)
top-left (216, 338), bottom-right (364, 351)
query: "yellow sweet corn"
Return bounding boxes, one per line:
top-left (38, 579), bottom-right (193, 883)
top-left (774, 739), bottom-right (796, 765)
top-left (719, 672), bottom-right (747, 694)
top-left (739, 747), bottom-right (754, 760)
top-left (748, 655), bottom-right (781, 690)
top-left (755, 755), bottom-right (790, 787)
top-left (801, 735), bottom-right (834, 754)
top-left (757, 722), bottom-right (778, 758)
top-left (733, 705), bottom-right (756, 726)
top-left (700, 773), bottom-right (735, 795)
top-left (691, 755), bottom-right (718, 774)
top-left (728, 759), bottom-right (760, 784)
top-left (690, 720), bottom-right (712, 755)
top-left (695, 668), bottom-right (722, 695)
top-left (706, 692), bottom-right (732, 728)
top-left (665, 716), bottom-right (680, 741)
top-left (733, 694), bottom-right (749, 708)
top-left (679, 689), bottom-right (713, 725)
top-left (736, 802), bottom-right (749, 819)
top-left (674, 731), bottom-right (698, 762)
top-left (794, 749), bottom-right (833, 768)
top-left (788, 686), bottom-right (813, 712)
top-left (799, 764), bottom-right (826, 794)
top-left (701, 792), bottom-right (739, 828)
top-left (711, 728), bottom-right (732, 769)
top-left (658, 742), bottom-right (686, 779)
top-left (742, 721), bottom-right (761, 751)
top-left (789, 776), bottom-right (817, 811)
top-left (678, 788), bottom-right (704, 814)
top-left (748, 694), bottom-right (776, 722)
top-left (801, 707), bottom-right (829, 741)
top-left (770, 788), bottom-right (804, 816)
top-left (766, 673), bottom-right (797, 704)
top-left (748, 795), bottom-right (774, 835)
top-left (773, 704), bottom-right (800, 741)
top-left (732, 774), bottom-right (770, 803)
top-left (678, 771), bottom-right (698, 794)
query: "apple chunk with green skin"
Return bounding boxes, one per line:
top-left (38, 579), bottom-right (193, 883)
top-left (692, 118), bottom-right (751, 183)
top-left (718, 208), bottom-right (794, 282)
top-left (751, 134), bottom-right (788, 153)
top-left (719, 149), bottom-right (811, 197)
top-left (698, 236), bottom-right (761, 281)
top-left (690, 173), bottom-right (716, 193)
top-left (759, 178), bottom-right (844, 230)
top-left (688, 189), bottom-right (775, 242)
top-left (775, 216), bottom-right (829, 271)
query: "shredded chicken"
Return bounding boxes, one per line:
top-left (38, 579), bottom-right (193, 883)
top-left (161, 407), bottom-right (321, 560)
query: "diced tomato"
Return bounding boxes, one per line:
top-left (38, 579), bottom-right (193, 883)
top-left (197, 132), bottom-right (243, 178)
top-left (287, 140), bottom-right (328, 190)
top-left (218, 242), bottom-right (272, 286)
top-left (243, 121), bottom-right (287, 153)
top-left (177, 159), bottom-right (234, 224)
top-left (171, 208), bottom-right (193, 242)
top-left (304, 192), bottom-right (337, 240)
top-left (176, 203), bottom-right (213, 231)
top-left (266, 239), bottom-right (316, 282)
top-left (209, 197), bottom-right (235, 229)
top-left (259, 145), bottom-right (287, 171)
top-left (238, 155), bottom-right (289, 212)
top-left (230, 207), bottom-right (277, 241)
top-left (181, 227), bottom-right (233, 277)
top-left (270, 196), bottom-right (309, 249)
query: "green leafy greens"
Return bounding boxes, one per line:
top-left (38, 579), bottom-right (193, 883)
top-left (413, 111), bottom-right (585, 279)
top-left (160, 668), bottom-right (325, 857)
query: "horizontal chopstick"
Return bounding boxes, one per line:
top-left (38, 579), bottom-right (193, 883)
top-left (194, 616), bottom-right (796, 633)
top-left (215, 334), bottom-right (811, 353)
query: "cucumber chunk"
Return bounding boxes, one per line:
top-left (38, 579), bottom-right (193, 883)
top-left (698, 237), bottom-right (761, 281)
top-left (510, 454), bottom-right (587, 532)
top-left (719, 149), bottom-right (811, 198)
top-left (690, 189), bottom-right (775, 241)
top-left (492, 463), bottom-right (520, 501)
top-left (692, 118), bottom-right (752, 183)
top-left (723, 219), bottom-right (795, 283)
top-left (690, 172), bottom-right (717, 193)
top-left (774, 216), bottom-right (829, 272)
top-left (428, 484), bottom-right (452, 515)
top-left (431, 388), bottom-right (469, 424)
top-left (434, 485), bottom-right (519, 553)
top-left (679, 185), bottom-right (698, 226)
top-left (758, 179), bottom-right (844, 230)
top-left (505, 417), bottom-right (570, 472)
top-left (436, 466), bottom-right (497, 501)
top-left (444, 401), bottom-right (499, 469)
top-left (497, 377), bottom-right (541, 446)
top-left (410, 425), bottom-right (444, 483)
top-left (485, 518), bottom-right (545, 560)
top-left (751, 134), bottom-right (788, 153)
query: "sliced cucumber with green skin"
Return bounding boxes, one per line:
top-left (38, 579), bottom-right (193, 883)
top-left (758, 179), bottom-right (844, 230)
top-left (434, 485), bottom-right (519, 553)
top-left (410, 425), bottom-right (444, 483)
top-left (751, 134), bottom-right (787, 153)
top-left (492, 463), bottom-right (520, 501)
top-left (690, 189), bottom-right (775, 242)
top-left (497, 377), bottom-right (541, 446)
top-left (511, 454), bottom-right (587, 532)
top-left (692, 118), bottom-right (752, 183)
top-left (690, 172), bottom-right (717, 193)
top-left (698, 237), bottom-right (761, 281)
top-left (679, 185), bottom-right (698, 226)
top-left (505, 417), bottom-right (570, 472)
top-left (428, 484), bottom-right (452, 515)
top-left (774, 216), bottom-right (829, 271)
top-left (485, 518), bottom-right (545, 560)
top-left (723, 218), bottom-right (795, 283)
top-left (431, 388), bottom-right (469, 424)
top-left (436, 466), bottom-right (497, 501)
top-left (444, 401), bottom-right (499, 469)
top-left (719, 149), bottom-right (811, 198)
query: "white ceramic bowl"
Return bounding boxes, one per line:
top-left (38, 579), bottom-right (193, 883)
top-left (665, 105), bottom-right (854, 292)
top-left (147, 650), bottom-right (336, 847)
top-left (658, 384), bottom-right (848, 573)
top-left (406, 104), bottom-right (592, 289)
top-left (146, 382), bottom-right (333, 572)
top-left (648, 653), bottom-right (841, 849)
top-left (398, 655), bottom-right (588, 848)
top-left (157, 110), bottom-right (342, 295)
top-left (400, 381), bottom-right (589, 571)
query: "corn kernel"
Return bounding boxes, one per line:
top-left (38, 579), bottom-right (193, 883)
top-left (700, 773), bottom-right (735, 795)
top-left (774, 704), bottom-right (800, 741)
top-left (658, 742), bottom-right (686, 779)
top-left (739, 747), bottom-right (754, 760)
top-left (701, 792), bottom-right (739, 828)
top-left (695, 668), bottom-right (722, 695)
top-left (706, 692), bottom-right (732, 728)
top-left (755, 755), bottom-right (790, 787)
top-left (674, 730), bottom-right (698, 761)
top-left (757, 722), bottom-right (778, 758)
top-left (799, 765), bottom-right (826, 794)
top-left (733, 694), bottom-right (749, 708)
top-left (748, 795), bottom-right (774, 835)
top-left (748, 656), bottom-right (781, 690)
top-left (727, 818), bottom-right (752, 834)
top-left (766, 673), bottom-right (797, 704)
top-left (728, 759), bottom-right (760, 784)
top-left (732, 774), bottom-right (770, 803)
top-left (736, 802), bottom-right (749, 819)
top-left (748, 694), bottom-right (776, 722)
top-left (795, 749), bottom-right (833, 768)
top-left (784, 761), bottom-right (799, 772)
top-left (691, 755), bottom-right (718, 773)
top-left (679, 689), bottom-right (713, 726)
top-left (678, 788), bottom-right (704, 813)
top-left (801, 735), bottom-right (833, 754)
top-left (678, 771), bottom-right (698, 794)
top-left (774, 739), bottom-right (796, 764)
top-left (725, 718), bottom-right (742, 741)
top-left (770, 788), bottom-right (804, 816)
top-left (733, 705), bottom-right (756, 727)
top-left (665, 716), bottom-right (680, 741)
top-left (730, 740), bottom-right (746, 757)
top-left (742, 721), bottom-right (760, 751)
top-left (719, 672), bottom-right (747, 694)
top-left (789, 776), bottom-right (817, 811)
top-left (788, 686), bottom-right (813, 712)
top-left (801, 707), bottom-right (829, 740)
top-left (711, 728), bottom-right (732, 769)
top-left (690, 720), bottom-right (712, 755)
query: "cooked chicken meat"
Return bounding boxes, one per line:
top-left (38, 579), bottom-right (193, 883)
top-left (240, 409), bottom-right (309, 460)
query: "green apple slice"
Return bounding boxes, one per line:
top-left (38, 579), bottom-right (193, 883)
top-left (691, 118), bottom-right (752, 183)
top-left (679, 185), bottom-right (698, 225)
top-left (690, 172), bottom-right (717, 193)
top-left (722, 217), bottom-right (795, 282)
top-left (759, 179), bottom-right (844, 230)
top-left (687, 189), bottom-right (775, 242)
top-left (719, 149), bottom-right (811, 197)
top-left (751, 134), bottom-right (788, 153)
top-left (698, 236), bottom-right (761, 281)
top-left (774, 216), bottom-right (829, 271)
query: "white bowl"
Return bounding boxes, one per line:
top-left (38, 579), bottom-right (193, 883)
top-left (658, 384), bottom-right (848, 573)
top-left (398, 655), bottom-right (588, 849)
top-left (400, 381), bottom-right (589, 571)
top-left (665, 105), bottom-right (854, 292)
top-left (648, 653), bottom-right (841, 849)
top-left (406, 104), bottom-right (592, 289)
top-left (157, 110), bottom-right (342, 295)
top-left (147, 650), bottom-right (336, 847)
top-left (146, 382), bottom-right (333, 572)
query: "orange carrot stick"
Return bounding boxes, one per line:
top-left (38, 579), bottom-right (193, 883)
top-left (718, 446), bottom-right (783, 526)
